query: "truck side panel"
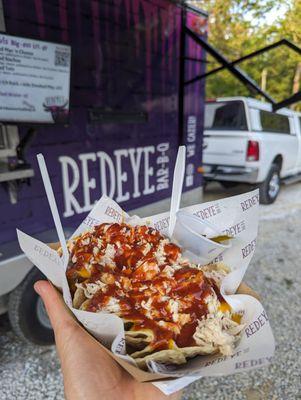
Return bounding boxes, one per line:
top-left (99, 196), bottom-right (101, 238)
top-left (1, 0), bottom-right (206, 244)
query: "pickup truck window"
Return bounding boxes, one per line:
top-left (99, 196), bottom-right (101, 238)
top-left (204, 101), bottom-right (248, 130)
top-left (260, 110), bottom-right (290, 134)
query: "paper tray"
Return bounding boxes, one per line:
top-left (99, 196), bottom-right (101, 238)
top-left (51, 269), bottom-right (260, 384)
top-left (18, 189), bottom-right (275, 395)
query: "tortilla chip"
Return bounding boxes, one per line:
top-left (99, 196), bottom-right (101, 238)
top-left (79, 299), bottom-right (90, 311)
top-left (134, 348), bottom-right (186, 369)
top-left (130, 343), bottom-right (158, 359)
top-left (181, 345), bottom-right (217, 358)
top-left (125, 329), bottom-right (154, 349)
top-left (72, 287), bottom-right (86, 308)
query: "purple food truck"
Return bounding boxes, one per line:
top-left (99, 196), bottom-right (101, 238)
top-left (0, 0), bottom-right (207, 344)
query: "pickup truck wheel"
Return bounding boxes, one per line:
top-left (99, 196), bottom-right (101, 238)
top-left (259, 164), bottom-right (281, 204)
top-left (8, 267), bottom-right (54, 345)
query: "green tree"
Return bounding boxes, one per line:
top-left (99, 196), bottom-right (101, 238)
top-left (187, 0), bottom-right (301, 109)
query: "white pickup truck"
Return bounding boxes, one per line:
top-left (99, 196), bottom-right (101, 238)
top-left (202, 97), bottom-right (301, 203)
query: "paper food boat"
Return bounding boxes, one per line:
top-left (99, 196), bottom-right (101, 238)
top-left (17, 154), bottom-right (274, 396)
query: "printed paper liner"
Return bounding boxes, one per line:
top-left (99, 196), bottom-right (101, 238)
top-left (17, 189), bottom-right (275, 395)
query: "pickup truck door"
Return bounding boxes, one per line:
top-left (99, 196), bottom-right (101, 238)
top-left (258, 113), bottom-right (299, 177)
top-left (294, 116), bottom-right (301, 172)
top-left (282, 117), bottom-right (300, 175)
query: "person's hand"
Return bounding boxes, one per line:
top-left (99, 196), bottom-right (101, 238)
top-left (34, 281), bottom-right (181, 400)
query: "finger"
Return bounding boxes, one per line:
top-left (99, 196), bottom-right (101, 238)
top-left (34, 280), bottom-right (77, 334)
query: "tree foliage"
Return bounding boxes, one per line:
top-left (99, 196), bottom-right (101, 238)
top-left (187, 0), bottom-right (301, 109)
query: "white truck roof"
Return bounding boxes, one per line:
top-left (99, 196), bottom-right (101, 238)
top-left (210, 96), bottom-right (301, 117)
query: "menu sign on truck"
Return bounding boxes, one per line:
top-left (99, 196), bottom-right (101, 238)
top-left (0, 33), bottom-right (71, 124)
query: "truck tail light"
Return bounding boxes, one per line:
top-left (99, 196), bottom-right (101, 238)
top-left (246, 140), bottom-right (259, 161)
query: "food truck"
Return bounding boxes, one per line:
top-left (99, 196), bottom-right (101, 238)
top-left (0, 0), bottom-right (208, 344)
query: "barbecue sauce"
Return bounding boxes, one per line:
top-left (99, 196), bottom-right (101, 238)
top-left (67, 223), bottom-right (226, 350)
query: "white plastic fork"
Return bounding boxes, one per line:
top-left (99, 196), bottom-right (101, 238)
top-left (168, 145), bottom-right (186, 238)
top-left (37, 153), bottom-right (69, 263)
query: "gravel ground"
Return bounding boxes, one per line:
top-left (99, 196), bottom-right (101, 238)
top-left (1, 183), bottom-right (301, 400)
top-left (183, 184), bottom-right (301, 400)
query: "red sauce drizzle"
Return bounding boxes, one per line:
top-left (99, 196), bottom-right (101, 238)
top-left (66, 223), bottom-right (222, 350)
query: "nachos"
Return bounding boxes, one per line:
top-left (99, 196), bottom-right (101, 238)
top-left (65, 222), bottom-right (244, 369)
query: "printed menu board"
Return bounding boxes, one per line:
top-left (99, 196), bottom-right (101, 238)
top-left (0, 33), bottom-right (71, 124)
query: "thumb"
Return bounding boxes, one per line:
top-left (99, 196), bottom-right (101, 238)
top-left (34, 280), bottom-right (77, 334)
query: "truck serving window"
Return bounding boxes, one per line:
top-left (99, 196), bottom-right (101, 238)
top-left (205, 101), bottom-right (248, 130)
top-left (260, 110), bottom-right (290, 134)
